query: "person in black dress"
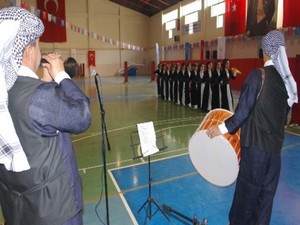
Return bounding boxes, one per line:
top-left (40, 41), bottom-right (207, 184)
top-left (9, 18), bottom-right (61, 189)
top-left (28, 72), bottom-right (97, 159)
top-left (211, 60), bottom-right (222, 109)
top-left (202, 61), bottom-right (213, 112)
top-left (220, 59), bottom-right (236, 111)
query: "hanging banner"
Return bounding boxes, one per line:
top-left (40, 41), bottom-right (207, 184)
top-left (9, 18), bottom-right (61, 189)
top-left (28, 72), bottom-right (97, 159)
top-left (217, 37), bottom-right (226, 59)
top-left (185, 42), bottom-right (191, 61)
top-left (155, 43), bottom-right (160, 66)
top-left (88, 50), bottom-right (95, 67)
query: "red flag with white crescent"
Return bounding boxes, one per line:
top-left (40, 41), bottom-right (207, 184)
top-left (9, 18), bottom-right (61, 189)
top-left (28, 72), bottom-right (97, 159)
top-left (37, 0), bottom-right (66, 42)
top-left (88, 50), bottom-right (96, 67)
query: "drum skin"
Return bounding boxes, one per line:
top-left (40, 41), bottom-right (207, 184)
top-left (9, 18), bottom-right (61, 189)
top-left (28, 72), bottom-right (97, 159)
top-left (189, 109), bottom-right (241, 187)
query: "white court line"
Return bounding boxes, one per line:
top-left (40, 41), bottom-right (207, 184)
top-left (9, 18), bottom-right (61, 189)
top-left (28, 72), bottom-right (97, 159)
top-left (79, 147), bottom-right (188, 173)
top-left (108, 152), bottom-right (190, 225)
top-left (108, 170), bottom-right (139, 225)
top-left (72, 117), bottom-right (200, 143)
top-left (78, 124), bottom-right (300, 173)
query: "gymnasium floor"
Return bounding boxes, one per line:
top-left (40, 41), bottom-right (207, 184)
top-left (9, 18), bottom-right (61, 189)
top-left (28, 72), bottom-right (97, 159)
top-left (74, 75), bottom-right (300, 225)
top-left (1, 75), bottom-right (299, 225)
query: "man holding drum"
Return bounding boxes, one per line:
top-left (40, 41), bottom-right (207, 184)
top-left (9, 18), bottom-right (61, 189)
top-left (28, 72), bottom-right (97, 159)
top-left (207, 30), bottom-right (298, 225)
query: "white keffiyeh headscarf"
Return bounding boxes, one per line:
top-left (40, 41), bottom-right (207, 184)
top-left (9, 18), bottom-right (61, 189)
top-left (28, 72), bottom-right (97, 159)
top-left (262, 30), bottom-right (298, 107)
top-left (0, 7), bottom-right (44, 172)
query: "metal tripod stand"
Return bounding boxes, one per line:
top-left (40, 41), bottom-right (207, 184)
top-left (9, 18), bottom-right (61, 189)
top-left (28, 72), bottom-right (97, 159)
top-left (138, 155), bottom-right (170, 225)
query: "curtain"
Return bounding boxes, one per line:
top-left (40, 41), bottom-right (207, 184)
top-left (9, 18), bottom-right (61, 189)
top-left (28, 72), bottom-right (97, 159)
top-left (37, 0), bottom-right (66, 42)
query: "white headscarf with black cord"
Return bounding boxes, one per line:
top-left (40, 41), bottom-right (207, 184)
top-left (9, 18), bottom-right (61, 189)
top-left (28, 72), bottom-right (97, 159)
top-left (0, 7), bottom-right (44, 172)
top-left (262, 30), bottom-right (298, 107)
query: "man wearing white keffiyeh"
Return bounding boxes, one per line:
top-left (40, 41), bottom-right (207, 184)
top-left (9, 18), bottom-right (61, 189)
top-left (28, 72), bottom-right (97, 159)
top-left (207, 30), bottom-right (298, 225)
top-left (0, 7), bottom-right (44, 172)
top-left (0, 7), bottom-right (91, 225)
top-left (262, 30), bottom-right (298, 107)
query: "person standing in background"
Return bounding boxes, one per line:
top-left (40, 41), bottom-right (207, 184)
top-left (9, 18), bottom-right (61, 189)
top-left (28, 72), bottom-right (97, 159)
top-left (207, 30), bottom-right (297, 225)
top-left (178, 63), bottom-right (186, 105)
top-left (197, 62), bottom-right (205, 110)
top-left (160, 63), bottom-right (166, 100)
top-left (0, 7), bottom-right (91, 225)
top-left (173, 63), bottom-right (181, 104)
top-left (190, 63), bottom-right (199, 109)
top-left (201, 61), bottom-right (213, 112)
top-left (220, 59), bottom-right (236, 112)
top-left (211, 60), bottom-right (222, 109)
top-left (164, 64), bottom-right (171, 101)
top-left (184, 63), bottom-right (192, 107)
top-left (154, 63), bottom-right (162, 96)
top-left (169, 63), bottom-right (176, 102)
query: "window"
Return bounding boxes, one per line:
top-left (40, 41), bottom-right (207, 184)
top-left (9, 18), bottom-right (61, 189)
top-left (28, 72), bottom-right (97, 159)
top-left (181, 0), bottom-right (202, 17)
top-left (205, 0), bottom-right (220, 8)
top-left (211, 2), bottom-right (225, 17)
top-left (168, 29), bottom-right (173, 39)
top-left (181, 0), bottom-right (202, 35)
top-left (185, 11), bottom-right (198, 25)
top-left (162, 9), bottom-right (178, 39)
top-left (205, 0), bottom-right (225, 28)
top-left (162, 9), bottom-right (178, 24)
top-left (216, 15), bottom-right (223, 28)
top-left (166, 20), bottom-right (176, 30)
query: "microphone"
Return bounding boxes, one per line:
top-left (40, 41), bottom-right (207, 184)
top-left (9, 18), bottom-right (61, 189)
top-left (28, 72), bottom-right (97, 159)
top-left (91, 69), bottom-right (99, 77)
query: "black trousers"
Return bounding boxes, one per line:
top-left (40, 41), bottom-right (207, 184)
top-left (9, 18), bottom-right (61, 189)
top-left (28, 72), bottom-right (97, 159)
top-left (229, 147), bottom-right (281, 225)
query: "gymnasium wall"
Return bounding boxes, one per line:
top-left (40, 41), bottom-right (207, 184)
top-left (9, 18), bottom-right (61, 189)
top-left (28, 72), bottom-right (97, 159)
top-left (3, 0), bottom-right (300, 80)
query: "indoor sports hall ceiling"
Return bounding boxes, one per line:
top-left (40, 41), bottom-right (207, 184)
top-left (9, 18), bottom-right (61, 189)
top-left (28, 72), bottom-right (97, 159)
top-left (110, 0), bottom-right (182, 17)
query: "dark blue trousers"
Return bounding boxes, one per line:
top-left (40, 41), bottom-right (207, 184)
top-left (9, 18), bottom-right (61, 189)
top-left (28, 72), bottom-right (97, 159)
top-left (229, 147), bottom-right (281, 225)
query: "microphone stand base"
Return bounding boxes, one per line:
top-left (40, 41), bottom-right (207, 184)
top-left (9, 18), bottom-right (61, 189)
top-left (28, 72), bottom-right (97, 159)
top-left (162, 204), bottom-right (208, 225)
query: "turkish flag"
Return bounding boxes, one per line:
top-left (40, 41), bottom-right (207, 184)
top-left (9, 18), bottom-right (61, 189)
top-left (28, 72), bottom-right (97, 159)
top-left (283, 0), bottom-right (300, 27)
top-left (224, 0), bottom-right (246, 36)
top-left (37, 0), bottom-right (66, 42)
top-left (88, 50), bottom-right (96, 67)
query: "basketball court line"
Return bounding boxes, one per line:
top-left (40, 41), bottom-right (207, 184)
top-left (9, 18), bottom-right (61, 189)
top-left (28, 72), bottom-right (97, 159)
top-left (109, 133), bottom-right (300, 225)
top-left (108, 153), bottom-right (192, 225)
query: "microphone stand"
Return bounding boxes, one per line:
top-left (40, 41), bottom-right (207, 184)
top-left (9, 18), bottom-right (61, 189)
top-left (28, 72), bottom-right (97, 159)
top-left (163, 204), bottom-right (208, 225)
top-left (94, 74), bottom-right (111, 152)
top-left (94, 73), bottom-right (110, 225)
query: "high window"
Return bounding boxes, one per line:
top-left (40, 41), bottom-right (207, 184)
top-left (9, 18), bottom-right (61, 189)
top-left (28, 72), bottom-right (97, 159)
top-left (162, 9), bottom-right (178, 39)
top-left (205, 0), bottom-right (225, 28)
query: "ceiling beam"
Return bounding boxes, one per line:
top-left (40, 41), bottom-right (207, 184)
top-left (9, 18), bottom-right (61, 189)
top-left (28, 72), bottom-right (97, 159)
top-left (140, 0), bottom-right (161, 10)
top-left (158, 0), bottom-right (170, 6)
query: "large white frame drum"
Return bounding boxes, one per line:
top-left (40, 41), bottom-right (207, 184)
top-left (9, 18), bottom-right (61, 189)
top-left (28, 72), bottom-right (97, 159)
top-left (189, 109), bottom-right (241, 187)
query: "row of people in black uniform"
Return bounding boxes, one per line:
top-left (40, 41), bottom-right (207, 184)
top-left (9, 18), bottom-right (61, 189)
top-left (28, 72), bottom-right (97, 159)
top-left (155, 59), bottom-right (237, 112)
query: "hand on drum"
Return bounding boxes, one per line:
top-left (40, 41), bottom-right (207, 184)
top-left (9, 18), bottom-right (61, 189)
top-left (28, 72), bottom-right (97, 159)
top-left (206, 125), bottom-right (222, 138)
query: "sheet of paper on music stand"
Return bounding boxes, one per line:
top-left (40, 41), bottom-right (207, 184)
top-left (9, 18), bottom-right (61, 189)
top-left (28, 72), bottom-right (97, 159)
top-left (137, 121), bottom-right (159, 157)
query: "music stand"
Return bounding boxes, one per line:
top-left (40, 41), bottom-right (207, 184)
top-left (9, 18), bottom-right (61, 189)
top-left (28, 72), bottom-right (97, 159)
top-left (130, 122), bottom-right (169, 225)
